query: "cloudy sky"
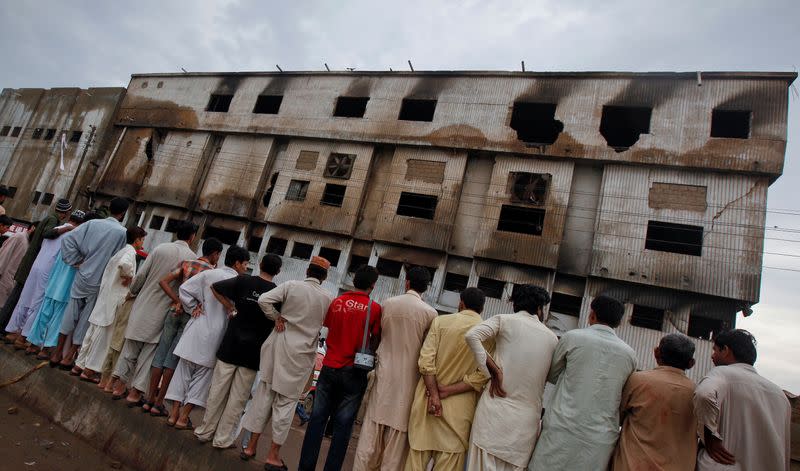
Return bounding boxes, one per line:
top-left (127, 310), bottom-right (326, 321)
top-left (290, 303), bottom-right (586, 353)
top-left (2, 0), bottom-right (798, 391)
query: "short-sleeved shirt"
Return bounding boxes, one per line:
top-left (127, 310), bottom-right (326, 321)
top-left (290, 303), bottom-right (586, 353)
top-left (212, 274), bottom-right (276, 370)
top-left (178, 258), bottom-right (214, 283)
top-left (322, 291), bottom-right (382, 369)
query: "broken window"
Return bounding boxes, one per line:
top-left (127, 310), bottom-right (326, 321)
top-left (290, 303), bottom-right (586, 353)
top-left (149, 215), bottom-right (165, 230)
top-left (630, 305), bottom-right (664, 331)
top-left (348, 255), bottom-right (370, 273)
top-left (334, 96), bottom-right (369, 118)
top-left (253, 95), bottom-right (283, 114)
top-left (43, 129), bottom-right (56, 140)
top-left (396, 192), bottom-right (437, 220)
top-left (32, 191), bottom-right (41, 204)
top-left (509, 102), bottom-right (564, 145)
top-left (645, 220), bottom-right (703, 257)
top-left (324, 153), bottom-right (356, 179)
top-left (321, 183), bottom-right (346, 207)
top-left (247, 236), bottom-right (263, 253)
top-left (70, 131), bottom-right (82, 143)
top-left (509, 172), bottom-right (550, 205)
top-left (40, 193), bottom-right (54, 206)
top-left (31, 128), bottom-right (43, 139)
top-left (477, 277), bottom-right (505, 299)
top-left (206, 94), bottom-right (233, 112)
top-left (0, 126), bottom-right (10, 136)
top-left (497, 205), bottom-right (545, 236)
top-left (295, 151), bottom-right (319, 171)
top-left (285, 180), bottom-right (310, 201)
top-left (398, 98), bottom-right (437, 122)
top-left (711, 109), bottom-right (750, 139)
top-left (6, 187), bottom-right (16, 198)
top-left (265, 237), bottom-right (288, 256)
top-left (162, 218), bottom-right (181, 233)
top-left (262, 173), bottom-right (279, 207)
top-left (443, 273), bottom-right (469, 292)
top-left (599, 105), bottom-right (651, 151)
top-left (11, 126), bottom-right (22, 137)
top-left (318, 247), bottom-right (342, 267)
top-left (687, 314), bottom-right (725, 340)
top-left (376, 258), bottom-right (403, 278)
top-left (549, 293), bottom-right (582, 317)
top-left (203, 226), bottom-right (240, 246)
top-left (291, 242), bottom-right (314, 260)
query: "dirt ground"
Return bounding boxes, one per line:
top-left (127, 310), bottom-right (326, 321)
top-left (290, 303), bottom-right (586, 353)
top-left (0, 389), bottom-right (134, 471)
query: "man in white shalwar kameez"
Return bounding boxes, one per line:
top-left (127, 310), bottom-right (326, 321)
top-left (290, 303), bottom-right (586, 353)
top-left (693, 329), bottom-right (791, 471)
top-left (240, 256), bottom-right (333, 471)
top-left (164, 246), bottom-right (250, 430)
top-left (75, 227), bottom-right (146, 381)
top-left (464, 285), bottom-right (558, 471)
top-left (528, 295), bottom-right (636, 471)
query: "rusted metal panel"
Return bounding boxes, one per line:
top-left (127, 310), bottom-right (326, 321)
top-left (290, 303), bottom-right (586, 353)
top-left (649, 182), bottom-right (707, 211)
top-left (406, 159), bottom-right (445, 184)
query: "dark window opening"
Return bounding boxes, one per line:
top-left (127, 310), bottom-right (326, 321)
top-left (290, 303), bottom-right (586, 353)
top-left (70, 131), bottom-right (82, 143)
top-left (398, 98), bottom-right (437, 122)
top-left (645, 220), bottom-right (703, 257)
top-left (32, 191), bottom-right (41, 204)
top-left (31, 128), bottom-right (43, 139)
top-left (630, 305), bottom-right (664, 331)
top-left (687, 315), bottom-right (725, 340)
top-left (0, 126), bottom-right (10, 136)
top-left (510, 102), bottom-right (564, 145)
top-left (549, 293), bottom-right (582, 317)
top-left (477, 277), bottom-right (505, 299)
top-left (262, 172), bottom-right (279, 207)
top-left (285, 180), bottom-right (310, 201)
top-left (253, 95), bottom-right (283, 114)
top-left (396, 192), bottom-right (437, 220)
top-left (290, 242), bottom-right (314, 260)
top-left (40, 193), bottom-right (54, 206)
top-left (348, 255), bottom-right (370, 273)
top-left (11, 126), bottom-right (22, 137)
top-left (6, 187), bottom-right (16, 198)
top-left (443, 273), bottom-right (469, 292)
top-left (318, 247), bottom-right (341, 267)
top-left (203, 226), bottom-right (240, 246)
top-left (164, 218), bottom-right (184, 233)
top-left (376, 258), bottom-right (403, 278)
top-left (265, 237), bottom-right (288, 256)
top-left (509, 172), bottom-right (550, 205)
top-left (321, 183), bottom-right (346, 207)
top-left (145, 138), bottom-right (154, 160)
top-left (334, 96), bottom-right (369, 118)
top-left (599, 105), bottom-right (651, 151)
top-left (247, 236), bottom-right (263, 253)
top-left (324, 153), bottom-right (356, 179)
top-left (149, 215), bottom-right (165, 230)
top-left (43, 129), bottom-right (56, 140)
top-left (206, 94), bottom-right (233, 113)
top-left (711, 109), bottom-right (751, 139)
top-left (497, 205), bottom-right (545, 236)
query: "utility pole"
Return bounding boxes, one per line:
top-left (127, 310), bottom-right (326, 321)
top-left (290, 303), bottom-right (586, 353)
top-left (66, 124), bottom-right (96, 201)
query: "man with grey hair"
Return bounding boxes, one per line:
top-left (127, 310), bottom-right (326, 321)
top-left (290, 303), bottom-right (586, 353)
top-left (612, 333), bottom-right (698, 471)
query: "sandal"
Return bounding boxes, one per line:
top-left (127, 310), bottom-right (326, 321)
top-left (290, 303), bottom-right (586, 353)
top-left (240, 451), bottom-right (256, 461)
top-left (79, 373), bottom-right (100, 384)
top-left (174, 419), bottom-right (194, 431)
top-left (126, 398), bottom-right (146, 408)
top-left (149, 405), bottom-right (168, 417)
top-left (264, 460), bottom-right (288, 471)
top-left (111, 389), bottom-right (128, 400)
top-left (141, 401), bottom-right (152, 413)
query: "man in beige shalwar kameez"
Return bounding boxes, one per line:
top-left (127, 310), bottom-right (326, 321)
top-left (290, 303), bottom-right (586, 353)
top-left (240, 256), bottom-right (333, 471)
top-left (693, 329), bottom-right (791, 471)
top-left (353, 267), bottom-right (438, 471)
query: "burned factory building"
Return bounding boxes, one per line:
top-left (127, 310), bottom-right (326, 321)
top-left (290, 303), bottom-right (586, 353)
top-left (0, 70), bottom-right (795, 380)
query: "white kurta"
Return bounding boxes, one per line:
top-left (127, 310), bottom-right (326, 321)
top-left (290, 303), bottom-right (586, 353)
top-left (465, 312), bottom-right (558, 469)
top-left (172, 266), bottom-right (238, 368)
top-left (694, 363), bottom-right (791, 471)
top-left (256, 278), bottom-right (333, 399)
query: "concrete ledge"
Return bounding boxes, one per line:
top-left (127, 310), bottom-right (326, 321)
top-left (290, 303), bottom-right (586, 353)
top-left (0, 344), bottom-right (259, 471)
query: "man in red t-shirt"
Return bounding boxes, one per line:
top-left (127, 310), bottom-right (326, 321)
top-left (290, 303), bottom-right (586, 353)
top-left (299, 265), bottom-right (381, 471)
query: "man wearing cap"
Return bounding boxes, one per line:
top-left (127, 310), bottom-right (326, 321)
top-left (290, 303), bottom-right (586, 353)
top-left (0, 197), bottom-right (72, 330)
top-left (240, 255), bottom-right (334, 471)
top-left (52, 197), bottom-right (129, 370)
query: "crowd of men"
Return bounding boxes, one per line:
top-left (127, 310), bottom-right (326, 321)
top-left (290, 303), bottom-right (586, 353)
top-left (0, 195), bottom-right (793, 471)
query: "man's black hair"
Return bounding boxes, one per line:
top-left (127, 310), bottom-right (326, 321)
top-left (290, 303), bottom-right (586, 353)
top-left (224, 245), bottom-right (250, 268)
top-left (714, 329), bottom-right (757, 365)
top-left (307, 263), bottom-right (328, 282)
top-left (202, 237), bottom-right (223, 256)
top-left (109, 197), bottom-right (130, 216)
top-left (659, 333), bottom-right (695, 370)
top-left (176, 221), bottom-right (198, 241)
top-left (0, 215), bottom-right (13, 227)
top-left (260, 253), bottom-right (282, 276)
top-left (460, 287), bottom-right (486, 313)
top-left (126, 226), bottom-right (147, 245)
top-left (590, 295), bottom-right (625, 328)
top-left (511, 284), bottom-right (551, 315)
top-left (0, 186), bottom-right (10, 197)
top-left (406, 266), bottom-right (431, 293)
top-left (353, 265), bottom-right (379, 290)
